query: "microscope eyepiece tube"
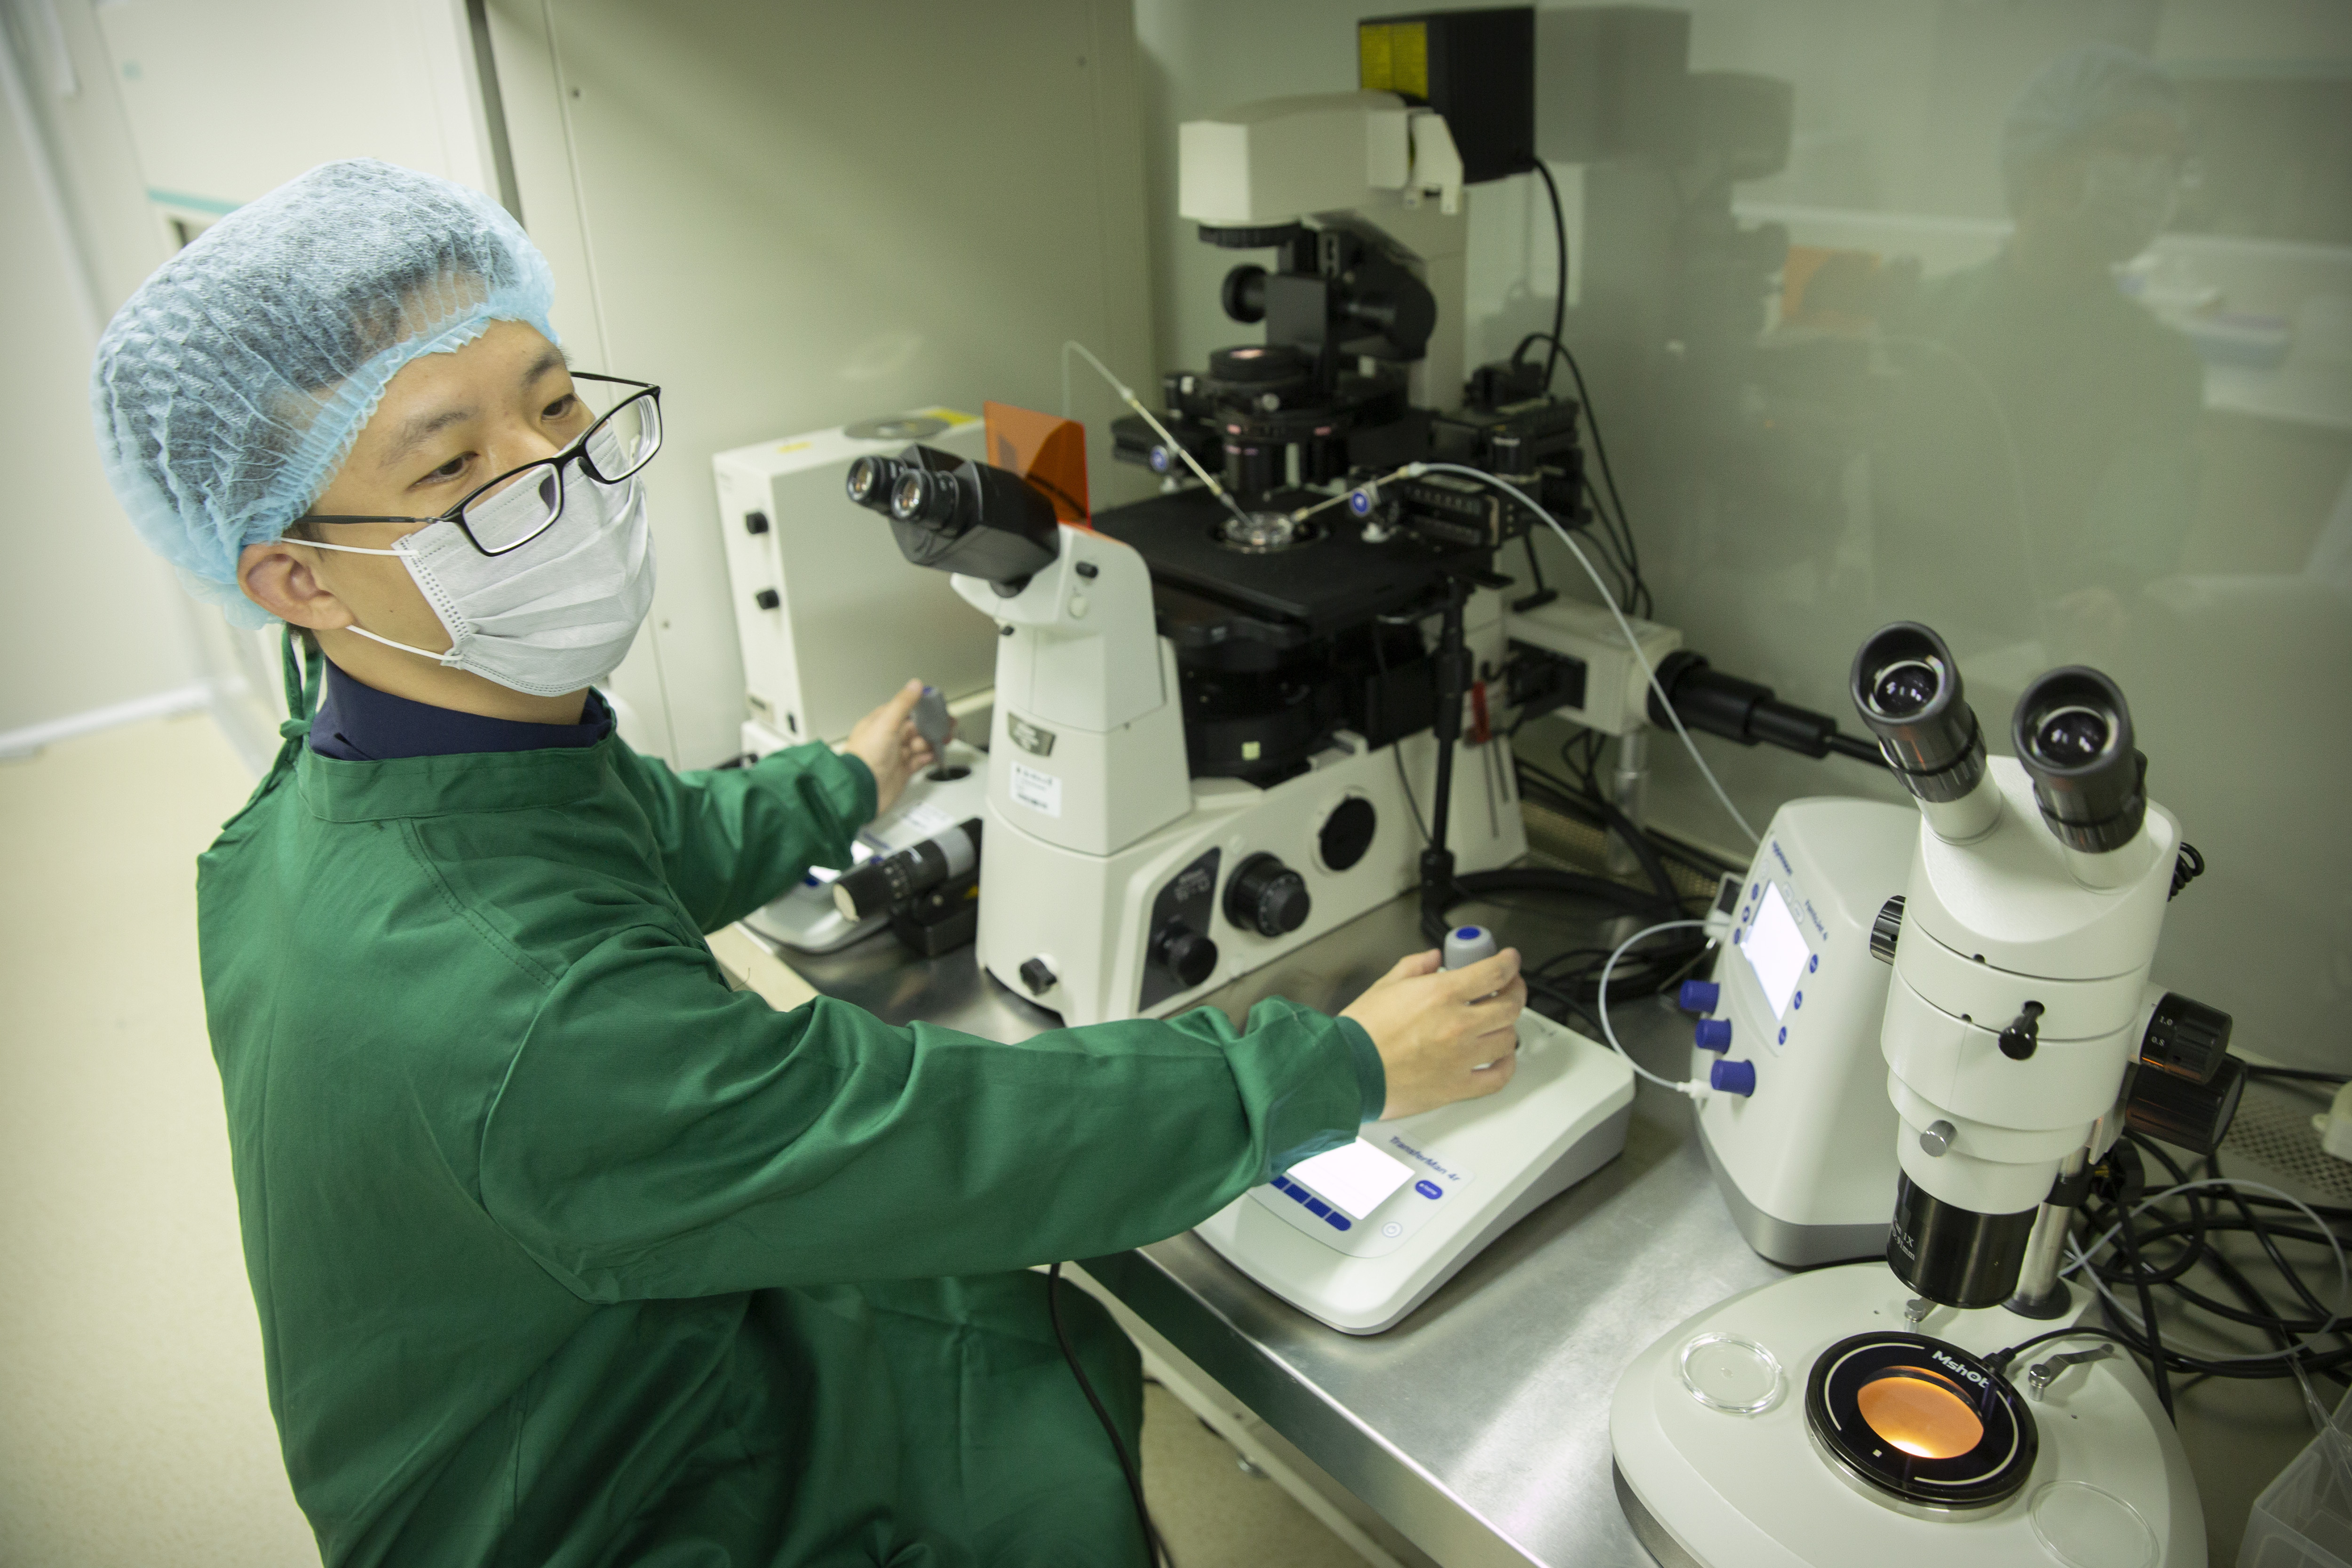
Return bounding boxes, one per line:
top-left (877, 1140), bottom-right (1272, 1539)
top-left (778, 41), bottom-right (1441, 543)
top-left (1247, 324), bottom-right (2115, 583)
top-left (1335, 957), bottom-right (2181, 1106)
top-left (844, 454), bottom-right (905, 513)
top-left (1848, 623), bottom-right (1985, 803)
top-left (2012, 667), bottom-right (2146, 855)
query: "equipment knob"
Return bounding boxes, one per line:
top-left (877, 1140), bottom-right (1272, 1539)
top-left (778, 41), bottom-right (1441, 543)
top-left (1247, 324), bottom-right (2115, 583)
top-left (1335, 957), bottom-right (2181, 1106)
top-left (1153, 923), bottom-right (1219, 990)
top-left (1709, 1059), bottom-right (1756, 1097)
top-left (753, 588), bottom-right (781, 611)
top-left (744, 510), bottom-right (771, 535)
top-left (1695, 1019), bottom-right (1733, 1052)
top-left (1998, 1002), bottom-right (2045, 1061)
top-left (2139, 993), bottom-right (2233, 1083)
top-left (2126, 1056), bottom-right (2245, 1155)
top-left (1870, 896), bottom-right (1905, 964)
top-left (1017, 957), bottom-right (1056, 996)
top-left (1224, 853), bottom-right (1311, 938)
top-left (1443, 925), bottom-right (1499, 970)
top-left (1679, 980), bottom-right (1722, 1013)
top-left (1919, 1119), bottom-right (1956, 1156)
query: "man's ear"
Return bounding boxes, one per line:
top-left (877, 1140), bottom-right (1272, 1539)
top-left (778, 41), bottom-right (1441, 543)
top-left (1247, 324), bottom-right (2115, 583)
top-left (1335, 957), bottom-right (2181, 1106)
top-left (238, 540), bottom-right (357, 631)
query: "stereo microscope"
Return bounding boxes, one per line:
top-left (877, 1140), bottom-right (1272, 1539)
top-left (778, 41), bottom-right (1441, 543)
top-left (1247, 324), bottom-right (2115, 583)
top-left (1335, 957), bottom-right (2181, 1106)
top-left (1612, 621), bottom-right (2240, 1567)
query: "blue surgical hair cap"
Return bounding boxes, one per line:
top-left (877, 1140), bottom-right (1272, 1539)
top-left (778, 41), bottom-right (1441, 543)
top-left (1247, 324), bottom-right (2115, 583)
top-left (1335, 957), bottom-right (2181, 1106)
top-left (2000, 44), bottom-right (2183, 210)
top-left (90, 159), bottom-right (559, 629)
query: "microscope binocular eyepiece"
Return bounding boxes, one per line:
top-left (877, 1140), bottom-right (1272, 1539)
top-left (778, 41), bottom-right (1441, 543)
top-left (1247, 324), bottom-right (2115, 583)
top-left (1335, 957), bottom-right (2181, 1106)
top-left (848, 444), bottom-right (1062, 590)
top-left (1849, 622), bottom-right (1986, 805)
top-left (844, 454), bottom-right (904, 513)
top-left (2011, 667), bottom-right (2146, 854)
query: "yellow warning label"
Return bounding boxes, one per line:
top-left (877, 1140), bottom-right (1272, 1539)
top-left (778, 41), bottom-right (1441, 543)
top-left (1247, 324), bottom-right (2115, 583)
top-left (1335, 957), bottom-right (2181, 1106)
top-left (918, 406), bottom-right (981, 426)
top-left (1358, 20), bottom-right (1428, 99)
top-left (772, 440), bottom-right (813, 454)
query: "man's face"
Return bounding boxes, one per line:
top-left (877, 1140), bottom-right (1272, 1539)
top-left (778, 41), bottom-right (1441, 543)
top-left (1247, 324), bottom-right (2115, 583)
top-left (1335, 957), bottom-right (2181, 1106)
top-left (242, 319), bottom-right (591, 652)
top-left (2018, 108), bottom-right (2188, 270)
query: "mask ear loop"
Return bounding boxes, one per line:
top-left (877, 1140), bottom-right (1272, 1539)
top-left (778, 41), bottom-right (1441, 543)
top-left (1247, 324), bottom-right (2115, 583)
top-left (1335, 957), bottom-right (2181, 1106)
top-left (286, 531), bottom-right (464, 669)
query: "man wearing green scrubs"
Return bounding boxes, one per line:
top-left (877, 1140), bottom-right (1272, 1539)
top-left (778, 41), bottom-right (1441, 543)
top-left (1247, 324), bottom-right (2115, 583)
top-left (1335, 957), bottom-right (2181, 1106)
top-left (93, 162), bottom-right (1525, 1567)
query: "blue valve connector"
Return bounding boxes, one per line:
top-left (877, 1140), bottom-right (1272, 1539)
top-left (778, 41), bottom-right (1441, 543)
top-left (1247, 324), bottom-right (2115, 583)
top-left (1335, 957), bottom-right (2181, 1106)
top-left (1678, 979), bottom-right (1721, 1013)
top-left (1710, 1059), bottom-right (1756, 1097)
top-left (1694, 1018), bottom-right (1733, 1052)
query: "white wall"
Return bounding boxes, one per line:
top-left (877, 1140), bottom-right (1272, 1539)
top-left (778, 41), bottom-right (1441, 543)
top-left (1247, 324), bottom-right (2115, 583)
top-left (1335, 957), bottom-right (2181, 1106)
top-left (486, 0), bottom-right (1159, 767)
top-left (2, 0), bottom-right (505, 762)
top-left (0, 9), bottom-right (191, 743)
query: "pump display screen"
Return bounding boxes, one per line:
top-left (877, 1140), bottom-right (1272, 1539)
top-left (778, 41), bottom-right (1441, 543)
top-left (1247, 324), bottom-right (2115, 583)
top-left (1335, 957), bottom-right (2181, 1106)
top-left (1285, 1139), bottom-right (1415, 1219)
top-left (1742, 883), bottom-right (1811, 1019)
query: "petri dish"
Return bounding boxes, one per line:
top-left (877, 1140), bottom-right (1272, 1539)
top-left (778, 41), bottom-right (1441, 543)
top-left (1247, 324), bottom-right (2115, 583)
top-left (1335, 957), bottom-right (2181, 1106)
top-left (1679, 1333), bottom-right (1783, 1415)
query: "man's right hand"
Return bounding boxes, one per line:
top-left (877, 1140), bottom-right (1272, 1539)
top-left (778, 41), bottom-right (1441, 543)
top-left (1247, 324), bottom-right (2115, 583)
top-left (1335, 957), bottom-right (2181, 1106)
top-left (1341, 948), bottom-right (1526, 1120)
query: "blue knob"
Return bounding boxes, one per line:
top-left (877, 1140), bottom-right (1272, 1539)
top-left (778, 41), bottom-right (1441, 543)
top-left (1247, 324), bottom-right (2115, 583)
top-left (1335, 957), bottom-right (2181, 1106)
top-left (1710, 1059), bottom-right (1756, 1097)
top-left (1694, 1018), bottom-right (1733, 1052)
top-left (1678, 980), bottom-right (1721, 1014)
top-left (1443, 925), bottom-right (1498, 971)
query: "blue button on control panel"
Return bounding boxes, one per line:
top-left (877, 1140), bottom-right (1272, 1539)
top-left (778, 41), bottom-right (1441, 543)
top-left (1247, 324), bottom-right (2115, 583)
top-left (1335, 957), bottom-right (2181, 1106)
top-left (1415, 1180), bottom-right (1443, 1201)
top-left (1304, 1196), bottom-right (1331, 1218)
top-left (1324, 1212), bottom-right (1351, 1231)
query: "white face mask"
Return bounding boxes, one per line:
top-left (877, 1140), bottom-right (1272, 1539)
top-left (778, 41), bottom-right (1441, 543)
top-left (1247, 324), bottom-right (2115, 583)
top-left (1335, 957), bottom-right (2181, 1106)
top-left (298, 446), bottom-right (656, 698)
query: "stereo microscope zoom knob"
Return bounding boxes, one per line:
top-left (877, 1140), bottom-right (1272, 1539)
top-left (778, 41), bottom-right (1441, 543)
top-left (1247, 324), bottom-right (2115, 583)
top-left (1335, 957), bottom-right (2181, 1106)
top-left (1153, 923), bottom-right (1219, 990)
top-left (1870, 896), bottom-right (1905, 964)
top-left (1224, 854), bottom-right (1311, 939)
top-left (1017, 957), bottom-right (1057, 996)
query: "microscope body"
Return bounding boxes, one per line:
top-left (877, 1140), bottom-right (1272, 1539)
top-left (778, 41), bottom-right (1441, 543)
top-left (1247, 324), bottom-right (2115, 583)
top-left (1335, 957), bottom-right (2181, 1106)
top-left (1881, 756), bottom-right (2177, 1302)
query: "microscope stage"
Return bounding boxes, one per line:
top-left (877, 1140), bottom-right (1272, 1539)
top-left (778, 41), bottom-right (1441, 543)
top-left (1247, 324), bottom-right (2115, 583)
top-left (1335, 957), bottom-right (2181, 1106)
top-left (1092, 489), bottom-right (1478, 633)
top-left (1194, 1009), bottom-right (1634, 1335)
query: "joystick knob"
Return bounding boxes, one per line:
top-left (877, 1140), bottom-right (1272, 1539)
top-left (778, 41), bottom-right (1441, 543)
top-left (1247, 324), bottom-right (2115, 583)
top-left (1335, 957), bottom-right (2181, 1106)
top-left (1224, 854), bottom-right (1311, 939)
top-left (1153, 923), bottom-right (1219, 990)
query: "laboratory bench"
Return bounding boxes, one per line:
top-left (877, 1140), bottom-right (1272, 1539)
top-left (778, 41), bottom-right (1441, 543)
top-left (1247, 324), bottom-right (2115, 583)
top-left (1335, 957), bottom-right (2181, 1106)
top-left (724, 873), bottom-right (2332, 1567)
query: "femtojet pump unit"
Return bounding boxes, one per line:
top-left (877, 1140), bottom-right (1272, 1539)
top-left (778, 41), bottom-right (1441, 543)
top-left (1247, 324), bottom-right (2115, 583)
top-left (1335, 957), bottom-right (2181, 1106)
top-left (1611, 621), bottom-right (2239, 1568)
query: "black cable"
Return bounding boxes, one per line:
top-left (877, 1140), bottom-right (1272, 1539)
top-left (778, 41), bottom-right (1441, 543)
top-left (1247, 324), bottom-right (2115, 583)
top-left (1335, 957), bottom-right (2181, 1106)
top-left (1046, 1263), bottom-right (1170, 1568)
top-left (1985, 1326), bottom-right (2145, 1377)
top-left (2245, 1066), bottom-right (2351, 1084)
top-left (1532, 160), bottom-right (1569, 401)
top-left (2114, 1218), bottom-right (2177, 1417)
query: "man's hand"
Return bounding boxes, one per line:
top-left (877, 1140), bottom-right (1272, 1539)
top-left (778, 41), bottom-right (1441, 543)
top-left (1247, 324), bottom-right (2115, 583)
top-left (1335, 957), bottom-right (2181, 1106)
top-left (1341, 948), bottom-right (1527, 1120)
top-left (842, 680), bottom-right (936, 819)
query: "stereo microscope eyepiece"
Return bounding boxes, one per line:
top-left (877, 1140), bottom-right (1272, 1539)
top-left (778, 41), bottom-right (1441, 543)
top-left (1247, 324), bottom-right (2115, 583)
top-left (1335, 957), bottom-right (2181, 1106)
top-left (2012, 667), bottom-right (2146, 854)
top-left (1848, 622), bottom-right (1986, 805)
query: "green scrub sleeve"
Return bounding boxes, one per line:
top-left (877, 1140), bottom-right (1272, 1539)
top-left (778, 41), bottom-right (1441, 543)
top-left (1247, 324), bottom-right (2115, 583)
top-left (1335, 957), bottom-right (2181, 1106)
top-left (1337, 1015), bottom-right (1385, 1124)
top-left (613, 743), bottom-right (878, 932)
top-left (477, 927), bottom-right (1370, 1303)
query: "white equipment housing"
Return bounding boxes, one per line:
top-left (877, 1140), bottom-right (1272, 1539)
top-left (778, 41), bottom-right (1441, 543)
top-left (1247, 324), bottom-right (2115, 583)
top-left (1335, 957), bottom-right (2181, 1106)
top-left (1609, 1263), bottom-right (2202, 1568)
top-left (958, 524), bottom-right (1526, 1026)
top-left (1887, 756), bottom-right (2180, 1218)
top-left (1503, 599), bottom-right (1683, 738)
top-left (713, 411), bottom-right (996, 746)
top-left (1198, 1011), bottom-right (1633, 1334)
top-left (1693, 799), bottom-right (1912, 1265)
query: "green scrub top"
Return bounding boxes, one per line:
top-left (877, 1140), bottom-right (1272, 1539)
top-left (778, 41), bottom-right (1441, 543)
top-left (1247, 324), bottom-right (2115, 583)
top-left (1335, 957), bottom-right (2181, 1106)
top-left (199, 666), bottom-right (1380, 1567)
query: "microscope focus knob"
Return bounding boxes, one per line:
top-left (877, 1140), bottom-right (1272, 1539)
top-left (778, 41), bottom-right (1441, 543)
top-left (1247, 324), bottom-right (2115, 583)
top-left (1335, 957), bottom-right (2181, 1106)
top-left (1870, 896), bottom-right (1905, 964)
top-left (1225, 854), bottom-right (1311, 939)
top-left (1154, 924), bottom-right (1219, 990)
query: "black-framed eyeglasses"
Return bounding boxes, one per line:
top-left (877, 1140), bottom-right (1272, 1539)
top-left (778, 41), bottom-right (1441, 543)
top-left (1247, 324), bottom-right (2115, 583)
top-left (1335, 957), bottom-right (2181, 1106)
top-left (299, 372), bottom-right (662, 557)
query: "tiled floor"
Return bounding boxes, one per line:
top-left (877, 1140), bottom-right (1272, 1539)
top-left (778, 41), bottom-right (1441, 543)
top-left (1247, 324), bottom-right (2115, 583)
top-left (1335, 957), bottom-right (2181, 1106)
top-left (0, 712), bottom-right (1368, 1567)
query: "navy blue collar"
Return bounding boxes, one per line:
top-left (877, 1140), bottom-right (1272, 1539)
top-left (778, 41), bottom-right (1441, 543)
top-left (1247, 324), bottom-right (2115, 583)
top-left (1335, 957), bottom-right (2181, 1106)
top-left (307, 659), bottom-right (614, 762)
